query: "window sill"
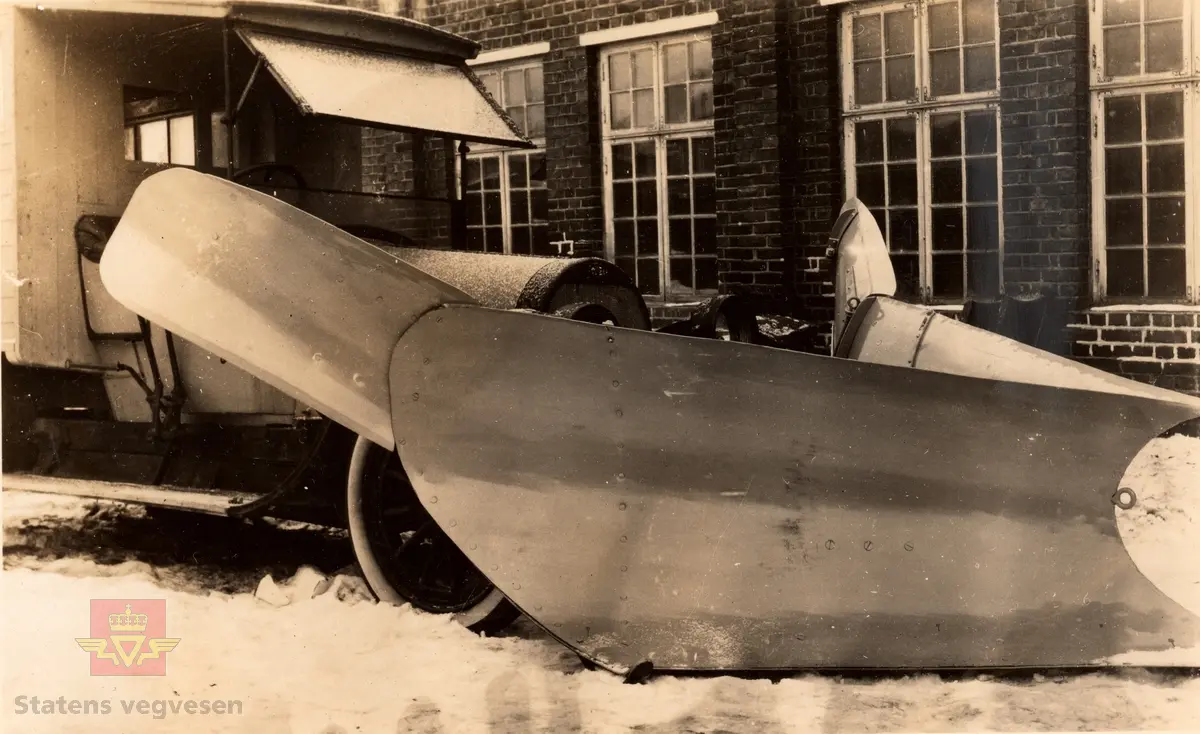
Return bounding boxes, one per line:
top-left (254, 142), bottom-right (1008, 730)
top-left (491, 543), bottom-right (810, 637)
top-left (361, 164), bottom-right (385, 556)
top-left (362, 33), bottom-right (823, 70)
top-left (1085, 304), bottom-right (1200, 313)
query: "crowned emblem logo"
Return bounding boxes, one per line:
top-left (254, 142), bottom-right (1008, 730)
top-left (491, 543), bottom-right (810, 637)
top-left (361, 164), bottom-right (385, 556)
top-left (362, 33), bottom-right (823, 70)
top-left (76, 600), bottom-right (180, 676)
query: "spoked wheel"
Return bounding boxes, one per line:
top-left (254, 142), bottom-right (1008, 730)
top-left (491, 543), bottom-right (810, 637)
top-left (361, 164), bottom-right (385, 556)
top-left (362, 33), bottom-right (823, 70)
top-left (346, 436), bottom-right (519, 634)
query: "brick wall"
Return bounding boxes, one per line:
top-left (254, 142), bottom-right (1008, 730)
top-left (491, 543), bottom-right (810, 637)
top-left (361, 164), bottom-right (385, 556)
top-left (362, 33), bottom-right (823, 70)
top-left (997, 0), bottom-right (1090, 354)
top-left (782, 1), bottom-right (840, 345)
top-left (1069, 311), bottom-right (1200, 394)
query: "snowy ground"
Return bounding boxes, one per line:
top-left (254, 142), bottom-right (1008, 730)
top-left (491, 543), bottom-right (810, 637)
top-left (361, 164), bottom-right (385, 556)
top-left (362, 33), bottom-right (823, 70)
top-left (3, 438), bottom-right (1200, 733)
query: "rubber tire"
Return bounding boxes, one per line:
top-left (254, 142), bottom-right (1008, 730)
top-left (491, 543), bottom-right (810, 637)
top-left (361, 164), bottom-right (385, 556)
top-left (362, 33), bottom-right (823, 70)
top-left (345, 435), bottom-right (519, 635)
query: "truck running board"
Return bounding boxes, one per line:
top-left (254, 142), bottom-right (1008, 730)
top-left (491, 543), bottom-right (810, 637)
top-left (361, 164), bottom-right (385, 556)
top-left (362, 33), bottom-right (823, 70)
top-left (2, 473), bottom-right (262, 516)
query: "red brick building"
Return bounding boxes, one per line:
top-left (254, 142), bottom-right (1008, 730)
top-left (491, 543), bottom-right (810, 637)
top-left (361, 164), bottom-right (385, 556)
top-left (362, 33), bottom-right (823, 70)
top-left (348, 0), bottom-right (1200, 395)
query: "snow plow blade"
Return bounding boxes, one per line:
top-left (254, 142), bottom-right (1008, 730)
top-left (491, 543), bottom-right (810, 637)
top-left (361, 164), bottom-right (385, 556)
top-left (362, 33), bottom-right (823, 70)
top-left (389, 306), bottom-right (1200, 674)
top-left (96, 170), bottom-right (1200, 675)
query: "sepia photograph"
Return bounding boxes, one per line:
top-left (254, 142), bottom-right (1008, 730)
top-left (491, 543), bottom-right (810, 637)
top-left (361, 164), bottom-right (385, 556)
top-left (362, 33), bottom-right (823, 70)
top-left (0, 0), bottom-right (1198, 731)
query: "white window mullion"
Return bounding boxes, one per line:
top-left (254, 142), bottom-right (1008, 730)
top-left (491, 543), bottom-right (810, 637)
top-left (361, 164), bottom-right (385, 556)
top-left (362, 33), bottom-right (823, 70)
top-left (656, 136), bottom-right (670, 295)
top-left (917, 110), bottom-right (932, 302)
top-left (1189, 84), bottom-right (1199, 304)
top-left (1090, 91), bottom-right (1107, 299)
top-left (499, 154), bottom-right (512, 255)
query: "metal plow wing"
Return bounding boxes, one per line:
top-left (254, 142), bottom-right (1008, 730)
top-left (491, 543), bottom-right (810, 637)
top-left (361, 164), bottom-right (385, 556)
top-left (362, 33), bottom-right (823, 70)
top-left (389, 306), bottom-right (1200, 675)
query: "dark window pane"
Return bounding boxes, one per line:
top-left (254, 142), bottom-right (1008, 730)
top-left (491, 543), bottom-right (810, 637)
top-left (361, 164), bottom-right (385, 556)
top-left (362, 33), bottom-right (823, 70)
top-left (967, 206), bottom-right (1000, 252)
top-left (963, 0), bottom-right (995, 43)
top-left (612, 143), bottom-right (633, 179)
top-left (613, 182), bottom-right (634, 218)
top-left (1145, 21), bottom-right (1183, 74)
top-left (928, 3), bottom-right (960, 49)
top-left (532, 226), bottom-right (551, 256)
top-left (504, 69), bottom-right (525, 105)
top-left (856, 120), bottom-right (885, 163)
top-left (1106, 198), bottom-right (1144, 246)
top-left (636, 219), bottom-right (658, 256)
top-left (531, 190), bottom-right (549, 223)
top-left (889, 208), bottom-right (919, 252)
top-left (509, 155), bottom-right (528, 188)
top-left (484, 192), bottom-right (502, 224)
top-left (668, 179), bottom-right (691, 216)
top-left (1106, 248), bottom-right (1144, 297)
top-left (963, 46), bottom-right (996, 92)
top-left (965, 111), bottom-right (997, 154)
top-left (635, 141), bottom-right (656, 177)
top-left (465, 192), bottom-right (483, 226)
top-left (690, 81), bottom-right (714, 121)
top-left (1146, 92), bottom-right (1184, 140)
top-left (888, 163), bottom-right (918, 206)
top-left (665, 85), bottom-right (688, 124)
top-left (529, 153), bottom-right (546, 182)
top-left (615, 221), bottom-right (636, 257)
top-left (615, 256), bottom-right (635, 281)
top-left (932, 208), bottom-right (964, 251)
top-left (930, 113), bottom-right (962, 158)
top-left (482, 157), bottom-right (501, 186)
top-left (466, 228), bottom-right (484, 252)
top-left (965, 157), bottom-right (998, 202)
top-left (1147, 247), bottom-right (1186, 297)
top-left (885, 57), bottom-right (915, 102)
top-left (670, 258), bottom-right (694, 290)
top-left (694, 218), bottom-right (716, 255)
top-left (637, 258), bottom-right (660, 295)
top-left (891, 253), bottom-right (921, 301)
top-left (1147, 197), bottom-right (1185, 245)
top-left (510, 191), bottom-right (529, 224)
top-left (666, 139), bottom-right (689, 176)
top-left (967, 252), bottom-right (1001, 299)
top-left (885, 10), bottom-right (914, 54)
top-left (464, 158), bottom-right (482, 189)
top-left (853, 14), bottom-right (882, 58)
top-left (506, 107), bottom-right (526, 137)
top-left (1104, 26), bottom-right (1141, 77)
top-left (485, 226), bottom-right (503, 253)
top-left (1105, 0), bottom-right (1140, 24)
top-left (669, 219), bottom-right (691, 255)
top-left (1105, 97), bottom-right (1142, 144)
top-left (692, 137), bottom-right (714, 174)
top-left (510, 226), bottom-right (532, 255)
top-left (694, 177), bottom-right (715, 215)
top-left (695, 257), bottom-right (718, 291)
top-left (636, 180), bottom-right (657, 216)
top-left (856, 165), bottom-right (886, 206)
top-left (1147, 144), bottom-right (1185, 192)
top-left (930, 50), bottom-right (960, 97)
top-left (1105, 147), bottom-right (1143, 194)
top-left (931, 161), bottom-right (963, 204)
top-left (855, 61), bottom-right (883, 105)
top-left (887, 117), bottom-right (917, 160)
top-left (932, 254), bottom-right (965, 299)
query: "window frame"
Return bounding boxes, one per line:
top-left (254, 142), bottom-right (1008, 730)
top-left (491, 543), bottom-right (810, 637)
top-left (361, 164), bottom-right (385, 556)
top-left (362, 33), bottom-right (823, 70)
top-left (1089, 1), bottom-right (1200, 304)
top-left (599, 31), bottom-right (716, 299)
top-left (839, 0), bottom-right (1004, 305)
top-left (461, 58), bottom-right (549, 257)
top-left (124, 111), bottom-right (196, 167)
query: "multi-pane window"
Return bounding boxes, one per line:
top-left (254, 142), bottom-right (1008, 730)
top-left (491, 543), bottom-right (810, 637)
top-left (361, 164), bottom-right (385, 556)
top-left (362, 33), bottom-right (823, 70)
top-left (1091, 1), bottom-right (1199, 302)
top-left (601, 34), bottom-right (715, 298)
top-left (123, 86), bottom-right (195, 167)
top-left (463, 61), bottom-right (549, 256)
top-left (841, 1), bottom-right (1002, 304)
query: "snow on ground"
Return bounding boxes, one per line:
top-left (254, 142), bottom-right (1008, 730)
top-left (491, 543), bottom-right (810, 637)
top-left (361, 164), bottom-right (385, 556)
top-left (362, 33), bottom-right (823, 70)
top-left (4, 433), bottom-right (1200, 733)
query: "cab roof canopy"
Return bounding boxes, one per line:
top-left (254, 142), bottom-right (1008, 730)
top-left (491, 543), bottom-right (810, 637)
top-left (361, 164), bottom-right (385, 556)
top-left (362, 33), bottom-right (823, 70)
top-left (17, 0), bottom-right (534, 148)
